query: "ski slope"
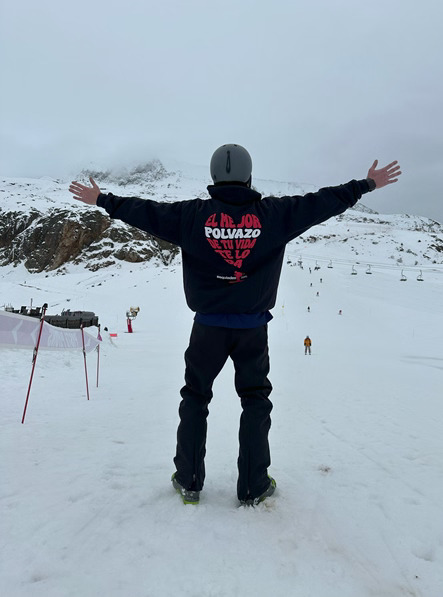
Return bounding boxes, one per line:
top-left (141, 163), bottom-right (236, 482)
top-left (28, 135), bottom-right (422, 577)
top-left (1, 256), bottom-right (443, 597)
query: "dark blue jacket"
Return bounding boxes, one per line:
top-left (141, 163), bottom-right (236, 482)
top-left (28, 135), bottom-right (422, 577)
top-left (97, 179), bottom-right (371, 314)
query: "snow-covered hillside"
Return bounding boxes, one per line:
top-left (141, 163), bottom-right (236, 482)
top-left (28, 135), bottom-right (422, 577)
top-left (1, 162), bottom-right (442, 274)
top-left (1, 163), bottom-right (443, 596)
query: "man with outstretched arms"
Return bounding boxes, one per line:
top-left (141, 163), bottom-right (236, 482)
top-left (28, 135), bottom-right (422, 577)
top-left (70, 145), bottom-right (401, 506)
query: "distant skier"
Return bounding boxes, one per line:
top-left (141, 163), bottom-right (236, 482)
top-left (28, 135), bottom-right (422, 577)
top-left (304, 336), bottom-right (312, 355)
top-left (69, 145), bottom-right (401, 506)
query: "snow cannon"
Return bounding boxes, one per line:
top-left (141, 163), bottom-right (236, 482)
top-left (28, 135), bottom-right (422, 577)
top-left (126, 306), bottom-right (140, 333)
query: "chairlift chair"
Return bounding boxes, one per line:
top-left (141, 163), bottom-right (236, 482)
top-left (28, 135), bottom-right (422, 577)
top-left (351, 265), bottom-right (357, 275)
top-left (400, 270), bottom-right (407, 281)
top-left (366, 265), bottom-right (372, 274)
top-left (417, 270), bottom-right (424, 281)
top-left (328, 260), bottom-right (333, 269)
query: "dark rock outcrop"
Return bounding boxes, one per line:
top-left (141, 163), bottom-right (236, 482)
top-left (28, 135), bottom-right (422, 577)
top-left (0, 207), bottom-right (179, 273)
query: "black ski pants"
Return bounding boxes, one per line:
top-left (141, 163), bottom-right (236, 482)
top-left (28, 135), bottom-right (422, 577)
top-left (174, 322), bottom-right (273, 501)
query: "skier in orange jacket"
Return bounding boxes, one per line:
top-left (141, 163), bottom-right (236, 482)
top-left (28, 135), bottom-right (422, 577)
top-left (304, 336), bottom-right (312, 355)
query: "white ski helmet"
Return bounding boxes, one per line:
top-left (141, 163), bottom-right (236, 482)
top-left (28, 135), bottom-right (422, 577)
top-left (210, 144), bottom-right (252, 185)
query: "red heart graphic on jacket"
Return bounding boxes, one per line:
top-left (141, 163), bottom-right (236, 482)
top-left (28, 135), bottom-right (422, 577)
top-left (204, 212), bottom-right (262, 269)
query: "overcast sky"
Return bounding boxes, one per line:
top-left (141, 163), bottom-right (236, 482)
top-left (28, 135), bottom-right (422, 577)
top-left (1, 0), bottom-right (442, 222)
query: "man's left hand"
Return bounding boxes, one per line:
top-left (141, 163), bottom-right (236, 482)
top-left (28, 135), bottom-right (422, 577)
top-left (69, 177), bottom-right (101, 205)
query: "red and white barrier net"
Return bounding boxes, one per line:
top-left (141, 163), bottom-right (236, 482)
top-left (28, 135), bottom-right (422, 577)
top-left (1, 309), bottom-right (102, 422)
top-left (0, 310), bottom-right (100, 352)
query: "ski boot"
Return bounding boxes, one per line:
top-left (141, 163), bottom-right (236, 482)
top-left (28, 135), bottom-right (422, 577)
top-left (171, 473), bottom-right (200, 505)
top-left (239, 476), bottom-right (276, 507)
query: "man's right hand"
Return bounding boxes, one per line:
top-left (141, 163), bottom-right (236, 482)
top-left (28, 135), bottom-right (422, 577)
top-left (69, 177), bottom-right (101, 205)
top-left (367, 160), bottom-right (402, 189)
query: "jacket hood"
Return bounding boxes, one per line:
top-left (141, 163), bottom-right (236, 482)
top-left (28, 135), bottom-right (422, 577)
top-left (207, 184), bottom-right (262, 206)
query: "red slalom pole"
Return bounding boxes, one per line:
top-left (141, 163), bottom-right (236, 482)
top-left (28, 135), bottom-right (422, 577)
top-left (96, 344), bottom-right (100, 388)
top-left (22, 303), bottom-right (48, 424)
top-left (96, 325), bottom-right (101, 388)
top-left (81, 325), bottom-right (90, 401)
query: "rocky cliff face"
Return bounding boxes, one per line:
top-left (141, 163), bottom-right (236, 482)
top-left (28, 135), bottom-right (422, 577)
top-left (0, 161), bottom-right (180, 273)
top-left (0, 206), bottom-right (179, 273)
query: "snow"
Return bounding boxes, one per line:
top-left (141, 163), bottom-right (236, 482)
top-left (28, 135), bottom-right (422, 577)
top-left (1, 252), bottom-right (443, 597)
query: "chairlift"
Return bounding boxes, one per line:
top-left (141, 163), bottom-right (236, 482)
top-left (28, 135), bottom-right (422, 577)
top-left (417, 270), bottom-right (424, 282)
top-left (351, 266), bottom-right (357, 275)
top-left (328, 260), bottom-right (333, 269)
top-left (400, 270), bottom-right (407, 281)
top-left (366, 265), bottom-right (372, 274)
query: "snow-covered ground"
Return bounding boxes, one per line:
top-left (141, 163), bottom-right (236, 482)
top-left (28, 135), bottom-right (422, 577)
top-left (1, 251), bottom-right (442, 597)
